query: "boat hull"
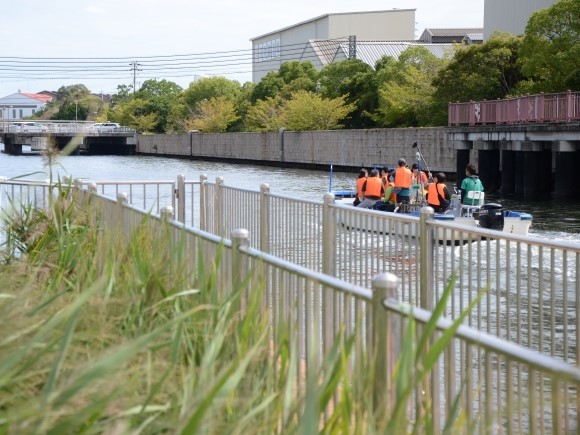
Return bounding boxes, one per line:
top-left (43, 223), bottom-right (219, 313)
top-left (335, 201), bottom-right (533, 243)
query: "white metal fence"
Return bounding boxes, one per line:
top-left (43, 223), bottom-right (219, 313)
top-left (2, 176), bottom-right (579, 432)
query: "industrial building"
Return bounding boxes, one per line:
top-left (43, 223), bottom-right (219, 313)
top-left (484, 0), bottom-right (558, 39)
top-left (251, 9), bottom-right (416, 83)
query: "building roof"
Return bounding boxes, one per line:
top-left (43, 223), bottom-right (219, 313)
top-left (422, 28), bottom-right (483, 37)
top-left (308, 39), bottom-right (453, 68)
top-left (20, 93), bottom-right (53, 103)
top-left (251, 9), bottom-right (416, 41)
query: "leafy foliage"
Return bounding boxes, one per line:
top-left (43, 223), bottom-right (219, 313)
top-left (185, 96), bottom-right (240, 132)
top-left (251, 61), bottom-right (318, 102)
top-left (431, 33), bottom-right (525, 124)
top-left (318, 59), bottom-right (379, 128)
top-left (245, 96), bottom-right (284, 132)
top-left (133, 79), bottom-right (183, 133)
top-left (278, 90), bottom-right (355, 131)
top-left (375, 47), bottom-right (447, 127)
top-left (109, 97), bottom-right (158, 133)
top-left (518, 0), bottom-right (580, 93)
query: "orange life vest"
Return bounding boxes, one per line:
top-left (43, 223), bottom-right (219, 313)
top-left (394, 166), bottom-right (412, 189)
top-left (427, 182), bottom-right (446, 206)
top-left (356, 177), bottom-right (366, 200)
top-left (386, 182), bottom-right (397, 203)
top-left (364, 176), bottom-right (383, 198)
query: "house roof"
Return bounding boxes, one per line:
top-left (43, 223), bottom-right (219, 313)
top-left (20, 93), bottom-right (53, 103)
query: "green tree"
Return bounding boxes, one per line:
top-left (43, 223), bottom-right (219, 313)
top-left (185, 96), bottom-right (239, 132)
top-left (245, 96), bottom-right (284, 132)
top-left (109, 98), bottom-right (158, 133)
top-left (49, 84), bottom-right (96, 120)
top-left (169, 77), bottom-right (242, 132)
top-left (251, 61), bottom-right (318, 102)
top-left (134, 79), bottom-right (182, 133)
top-left (278, 90), bottom-right (355, 131)
top-left (109, 84), bottom-right (133, 107)
top-left (518, 0), bottom-right (580, 93)
top-left (375, 47), bottom-right (447, 127)
top-left (318, 59), bottom-right (378, 129)
top-left (431, 33), bottom-right (524, 124)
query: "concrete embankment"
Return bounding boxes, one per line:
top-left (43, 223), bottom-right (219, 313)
top-left (136, 127), bottom-right (461, 176)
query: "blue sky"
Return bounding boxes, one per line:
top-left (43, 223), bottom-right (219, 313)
top-left (0, 0), bottom-right (483, 96)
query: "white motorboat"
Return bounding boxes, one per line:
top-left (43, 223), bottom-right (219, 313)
top-left (332, 189), bottom-right (533, 241)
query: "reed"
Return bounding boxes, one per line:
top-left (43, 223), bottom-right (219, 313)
top-left (0, 180), bottom-right (475, 433)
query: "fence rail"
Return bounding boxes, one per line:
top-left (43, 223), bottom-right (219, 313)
top-left (448, 91), bottom-right (580, 126)
top-left (2, 176), bottom-right (579, 431)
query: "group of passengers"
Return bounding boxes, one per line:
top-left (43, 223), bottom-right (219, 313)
top-left (354, 160), bottom-right (484, 214)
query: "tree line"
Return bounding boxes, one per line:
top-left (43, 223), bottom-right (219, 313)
top-left (35, 0), bottom-right (577, 133)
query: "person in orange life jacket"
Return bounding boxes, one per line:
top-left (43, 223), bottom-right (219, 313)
top-left (411, 163), bottom-right (430, 188)
top-left (356, 169), bottom-right (385, 209)
top-left (426, 172), bottom-right (451, 213)
top-left (373, 171), bottom-right (397, 212)
top-left (411, 163), bottom-right (430, 203)
top-left (379, 166), bottom-right (389, 185)
top-left (393, 158), bottom-right (412, 204)
top-left (353, 168), bottom-right (368, 207)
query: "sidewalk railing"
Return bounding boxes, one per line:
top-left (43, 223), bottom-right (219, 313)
top-left (3, 176), bottom-right (579, 370)
top-left (2, 177), bottom-right (580, 431)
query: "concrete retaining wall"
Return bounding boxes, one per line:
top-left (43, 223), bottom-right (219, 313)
top-left (136, 127), bottom-right (457, 174)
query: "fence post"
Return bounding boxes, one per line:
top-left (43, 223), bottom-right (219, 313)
top-left (199, 174), bottom-right (207, 231)
top-left (73, 178), bottom-right (83, 202)
top-left (231, 228), bottom-right (250, 311)
top-left (370, 272), bottom-right (400, 422)
top-left (259, 184), bottom-right (270, 253)
top-left (116, 192), bottom-right (128, 231)
top-left (176, 174), bottom-right (185, 224)
top-left (419, 206), bottom-right (434, 311)
top-left (160, 205), bottom-right (174, 222)
top-left (419, 205), bottom-right (439, 429)
top-left (216, 176), bottom-right (224, 236)
top-left (566, 90), bottom-right (573, 122)
top-left (322, 193), bottom-right (336, 277)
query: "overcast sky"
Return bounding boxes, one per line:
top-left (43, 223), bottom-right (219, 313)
top-left (0, 0), bottom-right (484, 96)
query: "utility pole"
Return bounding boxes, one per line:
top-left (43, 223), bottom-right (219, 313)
top-left (129, 61), bottom-right (142, 94)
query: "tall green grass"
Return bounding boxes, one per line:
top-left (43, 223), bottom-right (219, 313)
top-left (0, 181), bottom-right (477, 433)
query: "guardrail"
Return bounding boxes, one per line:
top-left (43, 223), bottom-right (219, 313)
top-left (4, 175), bottom-right (579, 371)
top-left (448, 91), bottom-right (580, 126)
top-left (3, 178), bottom-right (578, 432)
top-left (0, 121), bottom-right (135, 134)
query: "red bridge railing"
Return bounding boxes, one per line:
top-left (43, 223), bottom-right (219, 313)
top-left (448, 91), bottom-right (580, 126)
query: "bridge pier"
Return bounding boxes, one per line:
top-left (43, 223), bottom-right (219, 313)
top-left (477, 147), bottom-right (501, 194)
top-left (450, 123), bottom-right (580, 199)
top-left (554, 141), bottom-right (580, 199)
top-left (501, 149), bottom-right (516, 195)
top-left (2, 136), bottom-right (22, 155)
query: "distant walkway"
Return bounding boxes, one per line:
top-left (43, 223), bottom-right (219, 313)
top-left (448, 90), bottom-right (580, 126)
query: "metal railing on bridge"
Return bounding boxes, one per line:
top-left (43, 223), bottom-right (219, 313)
top-left (1, 176), bottom-right (578, 432)
top-left (448, 90), bottom-right (580, 126)
top-left (0, 120), bottom-right (135, 134)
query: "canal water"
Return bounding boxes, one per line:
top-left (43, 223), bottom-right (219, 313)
top-left (1, 150), bottom-right (579, 244)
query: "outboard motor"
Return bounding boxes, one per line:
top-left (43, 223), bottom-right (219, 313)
top-left (478, 203), bottom-right (504, 230)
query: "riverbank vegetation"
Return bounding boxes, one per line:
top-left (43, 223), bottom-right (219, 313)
top-left (32, 1), bottom-right (577, 129)
top-left (0, 180), bottom-right (475, 433)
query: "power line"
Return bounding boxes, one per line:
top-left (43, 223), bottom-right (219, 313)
top-left (0, 37), bottom-right (371, 89)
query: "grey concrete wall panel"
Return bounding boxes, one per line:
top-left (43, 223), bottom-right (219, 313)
top-left (484, 0), bottom-right (557, 39)
top-left (136, 127), bottom-right (455, 174)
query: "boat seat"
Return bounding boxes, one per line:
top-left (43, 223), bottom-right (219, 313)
top-left (461, 191), bottom-right (485, 217)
